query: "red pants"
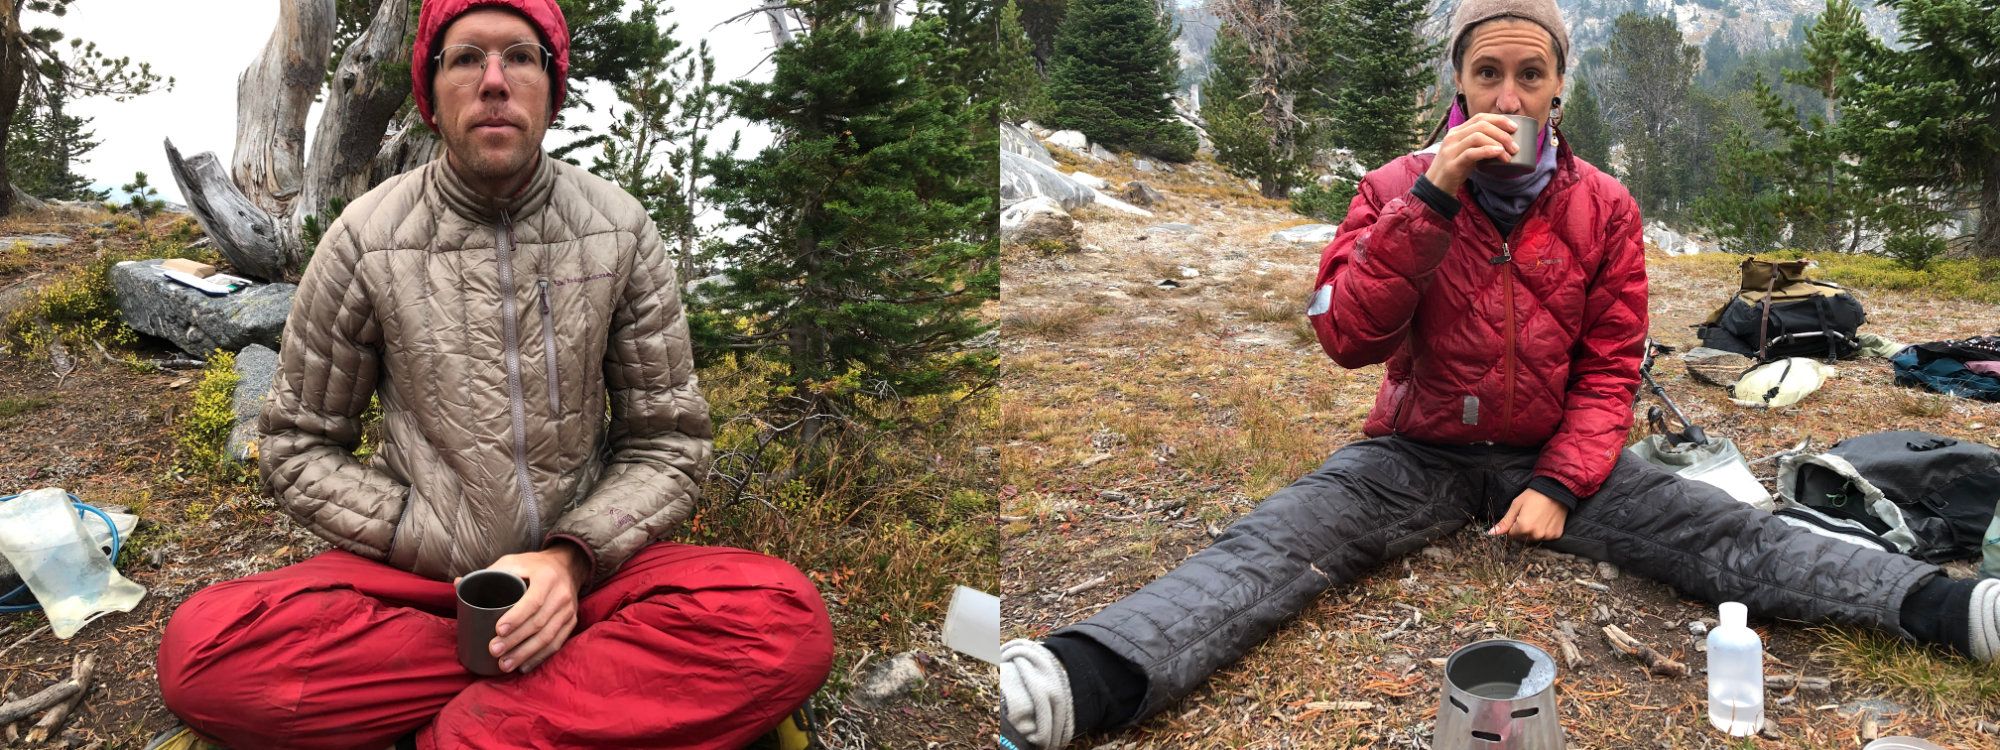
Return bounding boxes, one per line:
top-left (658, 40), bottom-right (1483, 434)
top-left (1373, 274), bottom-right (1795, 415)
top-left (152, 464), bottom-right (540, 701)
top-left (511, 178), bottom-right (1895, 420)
top-left (156, 543), bottom-right (834, 749)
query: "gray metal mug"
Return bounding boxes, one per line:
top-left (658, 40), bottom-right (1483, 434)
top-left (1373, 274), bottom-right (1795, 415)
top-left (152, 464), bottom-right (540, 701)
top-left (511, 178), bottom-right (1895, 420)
top-left (1432, 639), bottom-right (1566, 750)
top-left (1476, 114), bottom-right (1542, 178)
top-left (456, 569), bottom-right (526, 676)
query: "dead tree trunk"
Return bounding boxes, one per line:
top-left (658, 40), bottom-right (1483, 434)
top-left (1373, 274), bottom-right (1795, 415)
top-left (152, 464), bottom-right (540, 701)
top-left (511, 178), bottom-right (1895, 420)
top-left (0, 1), bottom-right (29, 217)
top-left (1980, 152), bottom-right (2000, 259)
top-left (372, 108), bottom-right (441, 187)
top-left (293, 0), bottom-right (412, 239)
top-left (232, 0), bottom-right (335, 217)
top-left (165, 138), bottom-right (295, 282)
top-left (168, 0), bottom-right (426, 282)
top-left (759, 2), bottom-right (797, 47)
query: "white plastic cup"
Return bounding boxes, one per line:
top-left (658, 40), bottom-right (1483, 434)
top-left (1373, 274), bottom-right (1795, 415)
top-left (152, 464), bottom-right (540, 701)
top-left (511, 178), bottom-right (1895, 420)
top-left (942, 585), bottom-right (999, 665)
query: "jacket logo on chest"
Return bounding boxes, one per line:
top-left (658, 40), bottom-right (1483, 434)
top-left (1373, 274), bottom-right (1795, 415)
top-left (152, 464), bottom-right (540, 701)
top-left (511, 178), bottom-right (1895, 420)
top-left (552, 272), bottom-right (618, 287)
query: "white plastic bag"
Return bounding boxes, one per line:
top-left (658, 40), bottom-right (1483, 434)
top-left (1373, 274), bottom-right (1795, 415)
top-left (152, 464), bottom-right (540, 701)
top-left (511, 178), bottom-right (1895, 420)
top-left (0, 487), bottom-right (146, 638)
top-left (1626, 435), bottom-right (1773, 511)
top-left (1731, 358), bottom-right (1833, 409)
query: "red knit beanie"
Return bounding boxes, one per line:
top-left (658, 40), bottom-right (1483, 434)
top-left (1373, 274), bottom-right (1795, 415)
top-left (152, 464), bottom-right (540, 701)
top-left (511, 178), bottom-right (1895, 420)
top-left (410, 0), bottom-right (570, 131)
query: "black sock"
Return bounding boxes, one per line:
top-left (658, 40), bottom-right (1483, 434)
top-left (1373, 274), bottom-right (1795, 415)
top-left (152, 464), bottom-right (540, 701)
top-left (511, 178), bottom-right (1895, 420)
top-left (1899, 574), bottom-right (1975, 655)
top-left (1043, 633), bottom-right (1147, 733)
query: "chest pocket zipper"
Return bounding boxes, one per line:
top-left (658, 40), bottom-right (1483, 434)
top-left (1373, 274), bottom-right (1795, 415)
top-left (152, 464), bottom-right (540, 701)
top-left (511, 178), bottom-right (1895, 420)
top-left (537, 278), bottom-right (559, 413)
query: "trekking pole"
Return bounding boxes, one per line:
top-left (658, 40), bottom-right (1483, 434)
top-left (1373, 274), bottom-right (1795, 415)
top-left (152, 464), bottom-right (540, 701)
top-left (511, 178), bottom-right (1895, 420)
top-left (1640, 339), bottom-right (1709, 446)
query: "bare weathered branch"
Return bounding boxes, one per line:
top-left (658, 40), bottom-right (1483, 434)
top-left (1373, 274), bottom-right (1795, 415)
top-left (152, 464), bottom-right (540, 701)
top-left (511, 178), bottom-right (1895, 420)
top-left (1602, 624), bottom-right (1688, 677)
top-left (165, 138), bottom-right (298, 282)
top-left (24, 653), bottom-right (97, 743)
top-left (0, 680), bottom-right (78, 725)
top-left (232, 0), bottom-right (337, 216)
top-left (297, 0), bottom-right (413, 231)
top-left (371, 108), bottom-right (441, 185)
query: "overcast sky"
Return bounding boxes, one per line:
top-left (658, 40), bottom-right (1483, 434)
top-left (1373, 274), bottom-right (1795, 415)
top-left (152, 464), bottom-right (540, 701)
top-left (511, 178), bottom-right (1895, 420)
top-left (30, 1), bottom-right (779, 206)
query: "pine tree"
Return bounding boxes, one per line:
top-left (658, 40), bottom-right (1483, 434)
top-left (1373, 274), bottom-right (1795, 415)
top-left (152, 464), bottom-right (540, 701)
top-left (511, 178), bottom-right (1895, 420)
top-left (1691, 120), bottom-right (1787, 253)
top-left (582, 1), bottom-right (721, 283)
top-left (1, 0), bottom-right (171, 215)
top-left (1016, 0), bottom-right (1067, 72)
top-left (1829, 0), bottom-right (1995, 255)
top-left (1560, 75), bottom-right (1610, 169)
top-left (997, 0), bottom-right (1048, 122)
top-left (1320, 0), bottom-right (1440, 168)
top-left (1602, 13), bottom-right (1701, 217)
top-left (1202, 18), bottom-right (1310, 198)
top-left (1044, 0), bottom-right (1196, 161)
top-left (6, 79), bottom-right (104, 202)
top-left (1692, 0), bottom-right (1889, 254)
top-left (701, 1), bottom-right (996, 447)
top-left (120, 171), bottom-right (163, 220)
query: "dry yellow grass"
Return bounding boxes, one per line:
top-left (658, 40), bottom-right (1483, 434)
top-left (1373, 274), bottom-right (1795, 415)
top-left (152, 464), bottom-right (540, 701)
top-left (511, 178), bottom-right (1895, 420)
top-left (1004, 150), bottom-right (2000, 748)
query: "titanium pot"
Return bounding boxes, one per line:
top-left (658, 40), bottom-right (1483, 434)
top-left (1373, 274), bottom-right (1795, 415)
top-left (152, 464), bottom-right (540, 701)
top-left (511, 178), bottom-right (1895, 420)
top-left (1432, 639), bottom-right (1565, 750)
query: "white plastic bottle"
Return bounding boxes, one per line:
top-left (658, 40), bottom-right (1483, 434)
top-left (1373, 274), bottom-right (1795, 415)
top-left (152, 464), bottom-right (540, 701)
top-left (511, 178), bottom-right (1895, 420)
top-left (1707, 601), bottom-right (1764, 736)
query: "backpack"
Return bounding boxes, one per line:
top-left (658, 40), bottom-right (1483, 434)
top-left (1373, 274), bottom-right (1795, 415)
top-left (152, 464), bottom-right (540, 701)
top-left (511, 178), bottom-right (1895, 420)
top-left (1776, 431), bottom-right (2000, 562)
top-left (1696, 257), bottom-right (1865, 362)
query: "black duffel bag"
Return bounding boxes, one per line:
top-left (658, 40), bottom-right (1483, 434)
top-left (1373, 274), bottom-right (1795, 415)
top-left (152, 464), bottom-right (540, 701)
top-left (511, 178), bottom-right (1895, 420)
top-left (1780, 431), bottom-right (2000, 562)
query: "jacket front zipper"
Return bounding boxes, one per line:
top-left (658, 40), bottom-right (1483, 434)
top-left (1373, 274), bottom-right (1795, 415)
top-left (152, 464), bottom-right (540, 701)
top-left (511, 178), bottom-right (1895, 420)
top-left (495, 211), bottom-right (542, 543)
top-left (537, 278), bottom-right (559, 413)
top-left (1497, 240), bottom-right (1515, 436)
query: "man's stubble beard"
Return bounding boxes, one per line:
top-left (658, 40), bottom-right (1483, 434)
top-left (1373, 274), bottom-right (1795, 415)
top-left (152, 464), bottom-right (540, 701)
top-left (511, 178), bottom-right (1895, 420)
top-left (446, 129), bottom-right (542, 188)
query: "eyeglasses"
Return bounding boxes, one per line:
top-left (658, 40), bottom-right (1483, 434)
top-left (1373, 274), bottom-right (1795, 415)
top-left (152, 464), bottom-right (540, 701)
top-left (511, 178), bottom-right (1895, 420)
top-left (434, 42), bottom-right (550, 88)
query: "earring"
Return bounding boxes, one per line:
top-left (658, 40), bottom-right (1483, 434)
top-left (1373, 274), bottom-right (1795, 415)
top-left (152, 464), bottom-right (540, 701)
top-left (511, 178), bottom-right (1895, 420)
top-left (1548, 96), bottom-right (1564, 129)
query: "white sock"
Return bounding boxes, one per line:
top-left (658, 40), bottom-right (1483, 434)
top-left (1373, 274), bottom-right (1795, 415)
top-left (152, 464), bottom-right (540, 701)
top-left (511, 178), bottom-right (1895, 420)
top-left (1971, 578), bottom-right (2000, 663)
top-left (1000, 638), bottom-right (1075, 750)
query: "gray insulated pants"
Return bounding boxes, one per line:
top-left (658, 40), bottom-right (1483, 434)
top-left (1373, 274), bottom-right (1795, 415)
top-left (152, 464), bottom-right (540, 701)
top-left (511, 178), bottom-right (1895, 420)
top-left (1053, 436), bottom-right (1941, 726)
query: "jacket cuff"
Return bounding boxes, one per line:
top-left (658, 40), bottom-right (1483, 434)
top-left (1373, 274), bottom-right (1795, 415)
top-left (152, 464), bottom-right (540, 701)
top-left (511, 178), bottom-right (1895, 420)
top-left (1527, 474), bottom-right (1580, 510)
top-left (1412, 175), bottom-right (1461, 221)
top-left (542, 533), bottom-right (601, 591)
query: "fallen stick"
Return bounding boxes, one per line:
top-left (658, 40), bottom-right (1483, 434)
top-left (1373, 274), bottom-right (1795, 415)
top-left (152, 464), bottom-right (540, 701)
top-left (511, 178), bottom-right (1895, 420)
top-left (0, 680), bottom-right (81, 725)
top-left (0, 624), bottom-right (50, 661)
top-left (1602, 624), bottom-right (1688, 677)
top-left (1062, 574), bottom-right (1109, 597)
top-left (25, 652), bottom-right (96, 743)
top-left (1554, 626), bottom-right (1584, 669)
top-left (1764, 673), bottom-right (1830, 692)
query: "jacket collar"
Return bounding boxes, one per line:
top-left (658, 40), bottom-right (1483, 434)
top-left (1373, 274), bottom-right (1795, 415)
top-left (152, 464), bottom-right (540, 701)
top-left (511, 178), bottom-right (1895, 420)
top-left (432, 150), bottom-right (557, 225)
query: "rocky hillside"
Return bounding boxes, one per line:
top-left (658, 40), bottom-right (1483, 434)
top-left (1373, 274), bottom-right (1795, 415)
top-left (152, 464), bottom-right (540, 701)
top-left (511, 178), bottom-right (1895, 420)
top-left (1166, 0), bottom-right (1901, 92)
top-left (1556, 0), bottom-right (1899, 55)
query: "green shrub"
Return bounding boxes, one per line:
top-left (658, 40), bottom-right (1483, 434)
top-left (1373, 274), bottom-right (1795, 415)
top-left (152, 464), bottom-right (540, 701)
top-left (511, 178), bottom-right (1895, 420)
top-left (3, 240), bottom-right (220, 360)
top-left (176, 351), bottom-right (248, 484)
top-left (1291, 177), bottom-right (1360, 224)
top-left (1884, 232), bottom-right (1946, 271)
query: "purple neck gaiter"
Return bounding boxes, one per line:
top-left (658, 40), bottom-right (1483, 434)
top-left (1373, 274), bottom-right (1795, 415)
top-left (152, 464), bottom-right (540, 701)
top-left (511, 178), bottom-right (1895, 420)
top-left (1445, 98), bottom-right (1559, 229)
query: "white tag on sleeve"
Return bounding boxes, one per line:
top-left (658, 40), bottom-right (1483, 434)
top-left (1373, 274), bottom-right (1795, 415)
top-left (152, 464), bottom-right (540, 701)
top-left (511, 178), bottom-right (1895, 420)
top-left (1306, 283), bottom-right (1333, 316)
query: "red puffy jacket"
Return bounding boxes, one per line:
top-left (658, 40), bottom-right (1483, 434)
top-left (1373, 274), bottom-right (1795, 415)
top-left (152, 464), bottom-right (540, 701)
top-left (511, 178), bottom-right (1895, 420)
top-left (1306, 137), bottom-right (1647, 502)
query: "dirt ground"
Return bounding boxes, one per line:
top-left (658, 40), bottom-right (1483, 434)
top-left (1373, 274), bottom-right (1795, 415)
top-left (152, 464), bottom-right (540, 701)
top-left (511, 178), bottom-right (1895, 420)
top-left (1000, 149), bottom-right (2000, 748)
top-left (0, 211), bottom-right (993, 749)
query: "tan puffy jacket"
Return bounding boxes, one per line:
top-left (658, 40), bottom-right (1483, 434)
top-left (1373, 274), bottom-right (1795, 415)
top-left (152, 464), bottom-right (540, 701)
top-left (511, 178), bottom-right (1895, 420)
top-left (256, 153), bottom-right (713, 583)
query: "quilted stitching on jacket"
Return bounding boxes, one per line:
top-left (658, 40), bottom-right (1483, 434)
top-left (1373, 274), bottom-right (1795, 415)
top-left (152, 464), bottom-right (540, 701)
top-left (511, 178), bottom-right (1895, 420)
top-left (258, 153), bottom-right (714, 582)
top-left (1307, 139), bottom-right (1647, 501)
